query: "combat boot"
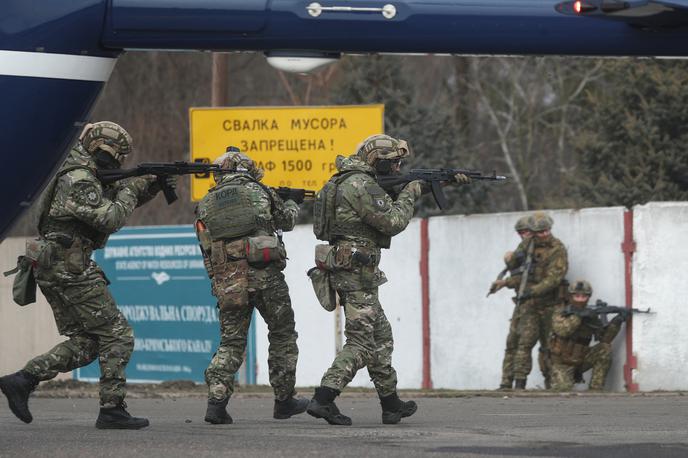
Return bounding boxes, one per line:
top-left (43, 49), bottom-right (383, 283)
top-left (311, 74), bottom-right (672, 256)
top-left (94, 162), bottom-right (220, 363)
top-left (380, 392), bottom-right (418, 425)
top-left (306, 386), bottom-right (352, 426)
top-left (204, 398), bottom-right (233, 424)
top-left (274, 396), bottom-right (309, 419)
top-left (499, 377), bottom-right (513, 390)
top-left (0, 370), bottom-right (39, 423)
top-left (514, 378), bottom-right (527, 390)
top-left (95, 402), bottom-right (149, 429)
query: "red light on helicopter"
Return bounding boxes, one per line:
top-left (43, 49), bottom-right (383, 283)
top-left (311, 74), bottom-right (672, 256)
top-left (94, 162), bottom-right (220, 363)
top-left (573, 1), bottom-right (598, 14)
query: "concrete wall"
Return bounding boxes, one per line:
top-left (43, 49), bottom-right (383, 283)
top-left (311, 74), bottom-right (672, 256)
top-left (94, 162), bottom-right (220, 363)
top-left (0, 238), bottom-right (69, 379)
top-left (633, 202), bottom-right (688, 390)
top-left (428, 207), bottom-right (627, 390)
top-left (2, 203), bottom-right (685, 391)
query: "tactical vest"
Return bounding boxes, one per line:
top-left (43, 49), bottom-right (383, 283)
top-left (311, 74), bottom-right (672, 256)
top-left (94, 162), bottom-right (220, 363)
top-left (313, 171), bottom-right (391, 249)
top-left (200, 176), bottom-right (273, 241)
top-left (550, 313), bottom-right (599, 365)
top-left (38, 165), bottom-right (108, 249)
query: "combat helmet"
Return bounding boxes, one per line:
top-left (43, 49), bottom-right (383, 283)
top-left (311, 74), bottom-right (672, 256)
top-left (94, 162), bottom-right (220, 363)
top-left (514, 215), bottom-right (530, 232)
top-left (79, 121), bottom-right (132, 167)
top-left (355, 134), bottom-right (410, 173)
top-left (568, 280), bottom-right (593, 297)
top-left (528, 211), bottom-right (554, 232)
top-left (213, 147), bottom-right (264, 181)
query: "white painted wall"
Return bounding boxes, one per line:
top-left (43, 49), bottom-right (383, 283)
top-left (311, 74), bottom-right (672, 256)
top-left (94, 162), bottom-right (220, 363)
top-left (633, 202), bottom-right (688, 391)
top-left (2, 203), bottom-right (684, 392)
top-left (0, 237), bottom-right (70, 379)
top-left (428, 208), bottom-right (627, 390)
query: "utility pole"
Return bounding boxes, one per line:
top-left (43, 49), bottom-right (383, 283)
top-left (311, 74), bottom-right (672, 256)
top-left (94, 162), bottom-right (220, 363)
top-left (211, 53), bottom-right (229, 106)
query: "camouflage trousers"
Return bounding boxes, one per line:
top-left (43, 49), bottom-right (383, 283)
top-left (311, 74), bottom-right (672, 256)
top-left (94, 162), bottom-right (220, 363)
top-left (551, 342), bottom-right (612, 391)
top-left (205, 265), bottom-right (298, 402)
top-left (501, 303), bottom-right (551, 386)
top-left (513, 302), bottom-right (554, 381)
top-left (321, 288), bottom-right (397, 397)
top-left (23, 260), bottom-right (134, 407)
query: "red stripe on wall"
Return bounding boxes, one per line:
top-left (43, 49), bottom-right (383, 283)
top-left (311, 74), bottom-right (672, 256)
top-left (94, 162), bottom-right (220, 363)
top-left (622, 210), bottom-right (639, 393)
top-left (420, 218), bottom-right (433, 389)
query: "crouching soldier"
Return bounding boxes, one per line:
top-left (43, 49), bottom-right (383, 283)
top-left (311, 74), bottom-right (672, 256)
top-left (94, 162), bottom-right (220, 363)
top-left (196, 148), bottom-right (308, 424)
top-left (549, 280), bottom-right (626, 391)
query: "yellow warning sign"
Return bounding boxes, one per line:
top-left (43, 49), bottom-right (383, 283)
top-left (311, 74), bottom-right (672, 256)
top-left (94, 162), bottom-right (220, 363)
top-left (189, 105), bottom-right (384, 201)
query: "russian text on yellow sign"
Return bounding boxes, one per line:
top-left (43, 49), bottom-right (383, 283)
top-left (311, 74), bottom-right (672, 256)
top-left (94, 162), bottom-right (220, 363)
top-left (189, 105), bottom-right (384, 201)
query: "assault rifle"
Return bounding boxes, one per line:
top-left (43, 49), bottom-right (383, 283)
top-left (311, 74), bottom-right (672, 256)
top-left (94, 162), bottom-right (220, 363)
top-left (486, 263), bottom-right (530, 297)
top-left (97, 161), bottom-right (220, 204)
top-left (515, 240), bottom-right (535, 305)
top-left (376, 168), bottom-right (507, 210)
top-left (563, 300), bottom-right (651, 320)
top-left (486, 267), bottom-right (509, 297)
top-left (272, 187), bottom-right (316, 204)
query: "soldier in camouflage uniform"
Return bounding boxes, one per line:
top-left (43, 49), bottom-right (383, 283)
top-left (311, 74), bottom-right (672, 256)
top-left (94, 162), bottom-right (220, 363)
top-left (307, 135), bottom-right (470, 425)
top-left (491, 212), bottom-right (568, 389)
top-left (495, 216), bottom-right (531, 389)
top-left (195, 149), bottom-right (308, 425)
top-left (550, 280), bottom-right (625, 391)
top-left (0, 122), bottom-right (168, 429)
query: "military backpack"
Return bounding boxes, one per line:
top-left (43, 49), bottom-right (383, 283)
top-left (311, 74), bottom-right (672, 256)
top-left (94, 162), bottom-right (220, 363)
top-left (313, 171), bottom-right (359, 242)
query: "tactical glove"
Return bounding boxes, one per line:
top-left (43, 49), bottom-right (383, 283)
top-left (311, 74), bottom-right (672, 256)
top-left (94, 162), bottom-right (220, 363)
top-left (610, 313), bottom-right (628, 325)
top-left (402, 180), bottom-right (424, 199)
top-left (453, 173), bottom-right (472, 185)
top-left (148, 175), bottom-right (178, 196)
top-left (125, 176), bottom-right (154, 196)
top-left (490, 279), bottom-right (507, 293)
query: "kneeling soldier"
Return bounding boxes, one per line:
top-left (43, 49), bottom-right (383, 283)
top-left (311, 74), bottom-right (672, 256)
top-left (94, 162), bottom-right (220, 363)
top-left (549, 280), bottom-right (625, 391)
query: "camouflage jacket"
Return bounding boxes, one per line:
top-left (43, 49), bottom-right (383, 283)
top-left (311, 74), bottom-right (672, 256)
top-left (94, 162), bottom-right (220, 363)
top-left (332, 155), bottom-right (418, 247)
top-left (39, 144), bottom-right (146, 250)
top-left (551, 304), bottom-right (623, 347)
top-left (505, 235), bottom-right (568, 303)
top-left (328, 155), bottom-right (420, 291)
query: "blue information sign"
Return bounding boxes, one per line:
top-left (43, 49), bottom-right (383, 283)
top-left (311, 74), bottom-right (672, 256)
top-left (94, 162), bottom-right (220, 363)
top-left (74, 225), bottom-right (255, 384)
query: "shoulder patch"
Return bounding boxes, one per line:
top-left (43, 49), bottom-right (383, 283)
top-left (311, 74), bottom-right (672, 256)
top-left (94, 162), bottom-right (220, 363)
top-left (364, 182), bottom-right (390, 211)
top-left (70, 181), bottom-right (103, 207)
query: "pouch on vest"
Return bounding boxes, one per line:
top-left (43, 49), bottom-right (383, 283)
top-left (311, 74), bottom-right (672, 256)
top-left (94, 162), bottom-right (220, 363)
top-left (25, 238), bottom-right (53, 269)
top-left (3, 256), bottom-right (37, 306)
top-left (313, 181), bottom-right (336, 241)
top-left (307, 267), bottom-right (337, 312)
top-left (64, 243), bottom-right (89, 274)
top-left (315, 244), bottom-right (336, 271)
top-left (245, 235), bottom-right (286, 266)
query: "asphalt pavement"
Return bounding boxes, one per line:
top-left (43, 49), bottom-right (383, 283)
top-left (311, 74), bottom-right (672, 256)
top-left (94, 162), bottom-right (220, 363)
top-left (1, 395), bottom-right (687, 457)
